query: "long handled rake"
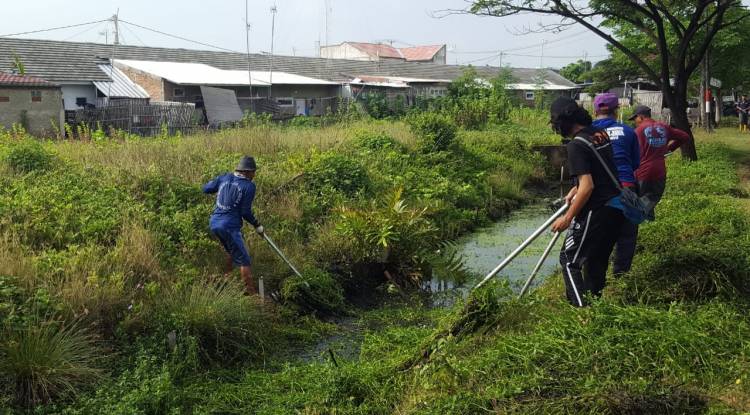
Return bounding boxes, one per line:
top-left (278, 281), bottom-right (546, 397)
top-left (262, 233), bottom-right (303, 278)
top-left (474, 202), bottom-right (569, 290)
top-left (518, 231), bottom-right (562, 298)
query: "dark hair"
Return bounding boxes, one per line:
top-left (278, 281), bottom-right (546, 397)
top-left (596, 106), bottom-right (616, 116)
top-left (552, 105), bottom-right (592, 137)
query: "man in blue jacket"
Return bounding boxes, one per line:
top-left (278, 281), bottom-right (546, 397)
top-left (203, 156), bottom-right (264, 295)
top-left (591, 93), bottom-right (641, 275)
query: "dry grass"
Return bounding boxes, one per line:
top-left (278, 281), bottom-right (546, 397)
top-left (0, 232), bottom-right (37, 290)
top-left (53, 121), bottom-right (412, 184)
top-left (113, 220), bottom-right (162, 281)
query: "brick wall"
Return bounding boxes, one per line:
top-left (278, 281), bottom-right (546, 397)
top-left (0, 87), bottom-right (63, 136)
top-left (116, 64), bottom-right (164, 101)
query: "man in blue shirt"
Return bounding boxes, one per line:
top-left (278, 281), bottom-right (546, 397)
top-left (591, 93), bottom-right (641, 275)
top-left (203, 156), bottom-right (264, 295)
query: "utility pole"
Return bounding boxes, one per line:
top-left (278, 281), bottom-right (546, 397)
top-left (245, 0), bottom-right (253, 104)
top-left (269, 4), bottom-right (277, 98)
top-left (112, 10), bottom-right (120, 45)
top-left (498, 51), bottom-right (504, 67)
top-left (704, 47), bottom-right (713, 133)
top-left (540, 40), bottom-right (547, 68)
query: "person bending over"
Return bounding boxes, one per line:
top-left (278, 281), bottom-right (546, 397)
top-left (203, 156), bottom-right (265, 295)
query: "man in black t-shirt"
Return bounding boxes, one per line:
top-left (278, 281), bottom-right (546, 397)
top-left (550, 97), bottom-right (625, 307)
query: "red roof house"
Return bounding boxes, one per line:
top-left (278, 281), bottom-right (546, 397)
top-left (320, 42), bottom-right (447, 64)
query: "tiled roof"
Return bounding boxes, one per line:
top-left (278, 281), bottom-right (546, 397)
top-left (399, 45), bottom-right (444, 61)
top-left (0, 38), bottom-right (577, 89)
top-left (347, 42), bottom-right (403, 59)
top-left (0, 71), bottom-right (57, 87)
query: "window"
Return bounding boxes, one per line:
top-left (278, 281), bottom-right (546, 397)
top-left (173, 88), bottom-right (185, 98)
top-left (276, 98), bottom-right (294, 107)
top-left (194, 95), bottom-right (203, 101)
top-left (31, 90), bottom-right (42, 102)
top-left (525, 91), bottom-right (535, 101)
top-left (75, 97), bottom-right (88, 107)
top-left (0, 97), bottom-right (9, 103)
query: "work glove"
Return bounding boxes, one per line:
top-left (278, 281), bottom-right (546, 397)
top-left (255, 225), bottom-right (265, 236)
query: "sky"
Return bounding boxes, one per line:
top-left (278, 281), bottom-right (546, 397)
top-left (0, 0), bottom-right (610, 69)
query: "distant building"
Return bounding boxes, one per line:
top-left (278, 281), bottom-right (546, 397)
top-left (320, 42), bottom-right (447, 65)
top-left (0, 72), bottom-right (63, 136)
top-left (0, 37), bottom-right (579, 123)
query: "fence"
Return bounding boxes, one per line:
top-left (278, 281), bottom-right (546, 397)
top-left (74, 99), bottom-right (200, 137)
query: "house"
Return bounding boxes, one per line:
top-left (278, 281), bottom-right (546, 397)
top-left (0, 72), bottom-right (63, 136)
top-left (320, 42), bottom-right (447, 64)
top-left (506, 68), bottom-right (582, 105)
top-left (114, 59), bottom-right (338, 116)
top-left (0, 38), bottom-right (578, 119)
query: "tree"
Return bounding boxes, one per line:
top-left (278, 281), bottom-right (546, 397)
top-left (559, 59), bottom-right (593, 84)
top-left (461, 0), bottom-right (750, 160)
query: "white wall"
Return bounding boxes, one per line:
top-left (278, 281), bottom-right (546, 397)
top-left (61, 84), bottom-right (97, 111)
top-left (320, 44), bottom-right (372, 61)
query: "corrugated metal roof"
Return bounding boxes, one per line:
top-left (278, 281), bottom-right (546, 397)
top-left (94, 65), bottom-right (150, 98)
top-left (0, 38), bottom-right (578, 88)
top-left (347, 42), bottom-right (403, 59)
top-left (0, 71), bottom-right (58, 87)
top-left (115, 59), bottom-right (334, 86)
top-left (399, 45), bottom-right (444, 61)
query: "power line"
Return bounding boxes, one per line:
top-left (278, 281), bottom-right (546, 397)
top-left (120, 23), bottom-right (147, 46)
top-left (63, 21), bottom-right (108, 42)
top-left (0, 19), bottom-right (110, 38)
top-left (118, 19), bottom-right (240, 53)
top-left (452, 30), bottom-right (589, 55)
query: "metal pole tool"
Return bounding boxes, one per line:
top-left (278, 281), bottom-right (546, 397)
top-left (474, 203), bottom-right (569, 290)
top-left (262, 233), bottom-right (303, 278)
top-left (518, 231), bottom-right (562, 298)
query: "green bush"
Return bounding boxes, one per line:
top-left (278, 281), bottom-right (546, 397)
top-left (281, 268), bottom-right (345, 316)
top-left (6, 140), bottom-right (54, 173)
top-left (407, 112), bottom-right (458, 153)
top-left (305, 151), bottom-right (371, 196)
top-left (146, 279), bottom-right (280, 364)
top-left (0, 320), bottom-right (102, 408)
top-left (351, 130), bottom-right (403, 152)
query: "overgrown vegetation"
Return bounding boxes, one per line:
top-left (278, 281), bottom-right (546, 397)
top-left (2, 109), bottom-right (747, 413)
top-left (0, 111), bottom-right (548, 412)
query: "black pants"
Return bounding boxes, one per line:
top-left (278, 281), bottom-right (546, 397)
top-left (612, 179), bottom-right (666, 275)
top-left (559, 206), bottom-right (624, 307)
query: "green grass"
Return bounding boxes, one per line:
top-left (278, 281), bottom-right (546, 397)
top-left (3, 120), bottom-right (750, 413)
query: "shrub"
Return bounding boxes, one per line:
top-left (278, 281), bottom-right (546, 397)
top-left (351, 130), bottom-right (403, 152)
top-left (6, 140), bottom-right (54, 173)
top-left (305, 151), bottom-right (370, 196)
top-left (0, 320), bottom-right (102, 408)
top-left (406, 112), bottom-right (457, 152)
top-left (148, 279), bottom-right (280, 363)
top-left (334, 188), bottom-right (438, 279)
top-left (281, 268), bottom-right (345, 316)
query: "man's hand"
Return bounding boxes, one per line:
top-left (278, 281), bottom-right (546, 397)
top-left (551, 215), bottom-right (572, 233)
top-left (255, 225), bottom-right (265, 236)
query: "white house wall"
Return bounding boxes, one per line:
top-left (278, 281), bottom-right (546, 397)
top-left (60, 84), bottom-right (97, 110)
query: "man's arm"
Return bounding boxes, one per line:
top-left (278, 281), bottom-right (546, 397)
top-left (666, 127), bottom-right (690, 152)
top-left (552, 174), bottom-right (593, 232)
top-left (241, 185), bottom-right (260, 228)
top-left (202, 176), bottom-right (222, 194)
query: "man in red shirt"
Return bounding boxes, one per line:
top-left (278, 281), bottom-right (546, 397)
top-left (614, 105), bottom-right (690, 274)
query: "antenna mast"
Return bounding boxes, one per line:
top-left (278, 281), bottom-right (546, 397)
top-left (245, 0), bottom-right (253, 103)
top-left (269, 4), bottom-right (277, 98)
